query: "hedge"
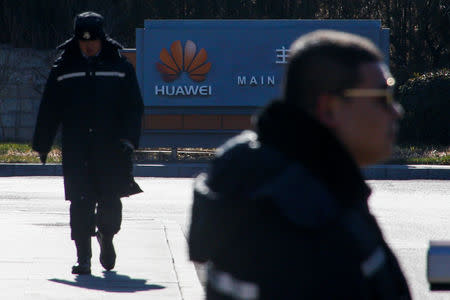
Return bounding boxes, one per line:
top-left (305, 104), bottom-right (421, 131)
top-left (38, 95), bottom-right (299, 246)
top-left (397, 69), bottom-right (450, 145)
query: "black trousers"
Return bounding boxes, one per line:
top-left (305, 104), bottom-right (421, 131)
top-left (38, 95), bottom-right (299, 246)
top-left (70, 195), bottom-right (122, 240)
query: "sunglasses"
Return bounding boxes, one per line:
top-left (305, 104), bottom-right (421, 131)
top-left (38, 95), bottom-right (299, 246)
top-left (340, 88), bottom-right (404, 116)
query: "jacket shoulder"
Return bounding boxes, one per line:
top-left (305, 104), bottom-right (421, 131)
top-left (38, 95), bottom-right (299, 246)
top-left (214, 130), bottom-right (286, 171)
top-left (41, 57), bottom-right (65, 82)
top-left (251, 163), bottom-right (340, 229)
top-left (51, 53), bottom-right (65, 70)
top-left (207, 131), bottom-right (288, 197)
top-left (206, 131), bottom-right (340, 229)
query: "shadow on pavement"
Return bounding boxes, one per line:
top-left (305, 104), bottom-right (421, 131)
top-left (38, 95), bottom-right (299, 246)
top-left (49, 271), bottom-right (165, 293)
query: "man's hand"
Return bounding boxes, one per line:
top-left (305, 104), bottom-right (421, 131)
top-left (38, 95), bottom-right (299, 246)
top-left (39, 152), bottom-right (48, 165)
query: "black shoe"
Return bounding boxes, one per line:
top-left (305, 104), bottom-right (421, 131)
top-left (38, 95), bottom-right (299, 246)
top-left (72, 262), bottom-right (91, 274)
top-left (97, 231), bottom-right (116, 271)
top-left (73, 237), bottom-right (92, 275)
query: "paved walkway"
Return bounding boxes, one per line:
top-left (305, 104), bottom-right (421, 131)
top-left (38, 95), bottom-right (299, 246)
top-left (1, 175), bottom-right (449, 299)
top-left (0, 177), bottom-right (204, 300)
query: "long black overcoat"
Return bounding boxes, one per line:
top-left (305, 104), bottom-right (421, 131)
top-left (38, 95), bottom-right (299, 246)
top-left (32, 37), bottom-right (143, 201)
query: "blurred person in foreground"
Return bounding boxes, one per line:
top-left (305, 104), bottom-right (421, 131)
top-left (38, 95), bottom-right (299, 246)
top-left (32, 12), bottom-right (143, 275)
top-left (188, 30), bottom-right (411, 299)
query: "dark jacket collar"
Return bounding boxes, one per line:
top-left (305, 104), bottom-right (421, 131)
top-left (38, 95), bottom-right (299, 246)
top-left (255, 99), bottom-right (371, 208)
top-left (55, 36), bottom-right (123, 66)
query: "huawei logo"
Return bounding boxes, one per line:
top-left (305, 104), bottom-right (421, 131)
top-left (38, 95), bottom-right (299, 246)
top-left (156, 40), bottom-right (211, 82)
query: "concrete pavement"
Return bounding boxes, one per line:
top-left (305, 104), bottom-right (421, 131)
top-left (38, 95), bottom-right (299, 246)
top-left (369, 180), bottom-right (450, 299)
top-left (0, 162), bottom-right (449, 179)
top-left (0, 177), bottom-right (204, 300)
top-left (1, 177), bottom-right (450, 299)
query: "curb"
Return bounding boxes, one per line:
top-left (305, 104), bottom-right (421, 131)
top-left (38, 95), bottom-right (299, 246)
top-left (0, 163), bottom-right (449, 180)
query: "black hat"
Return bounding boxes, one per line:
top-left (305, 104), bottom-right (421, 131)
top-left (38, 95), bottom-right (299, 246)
top-left (74, 11), bottom-right (106, 41)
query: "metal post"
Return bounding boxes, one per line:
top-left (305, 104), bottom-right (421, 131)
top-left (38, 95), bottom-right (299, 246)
top-left (171, 147), bottom-right (178, 161)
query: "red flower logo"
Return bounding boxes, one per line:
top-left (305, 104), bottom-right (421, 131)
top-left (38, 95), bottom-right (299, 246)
top-left (156, 40), bottom-right (212, 82)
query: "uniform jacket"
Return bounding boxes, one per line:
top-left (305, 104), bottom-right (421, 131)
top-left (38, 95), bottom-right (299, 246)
top-left (189, 100), bottom-right (411, 299)
top-left (32, 36), bottom-right (144, 200)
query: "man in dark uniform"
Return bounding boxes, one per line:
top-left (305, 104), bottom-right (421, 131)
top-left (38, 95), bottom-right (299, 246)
top-left (188, 30), bottom-right (411, 299)
top-left (33, 11), bottom-right (144, 275)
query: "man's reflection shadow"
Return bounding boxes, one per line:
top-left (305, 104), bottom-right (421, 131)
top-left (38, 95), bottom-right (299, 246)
top-left (49, 271), bottom-right (165, 293)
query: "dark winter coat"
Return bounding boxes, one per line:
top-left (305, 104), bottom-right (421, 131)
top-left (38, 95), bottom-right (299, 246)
top-left (32, 36), bottom-right (143, 201)
top-left (189, 100), bottom-right (411, 299)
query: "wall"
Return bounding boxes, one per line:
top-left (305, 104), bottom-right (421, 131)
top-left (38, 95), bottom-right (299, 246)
top-left (0, 47), bottom-right (141, 143)
top-left (0, 45), bottom-right (55, 142)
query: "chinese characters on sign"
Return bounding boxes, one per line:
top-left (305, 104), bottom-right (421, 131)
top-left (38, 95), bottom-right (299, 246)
top-left (275, 46), bottom-right (290, 64)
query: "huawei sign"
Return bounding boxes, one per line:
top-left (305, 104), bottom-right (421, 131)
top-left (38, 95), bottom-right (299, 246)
top-left (156, 40), bottom-right (212, 82)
